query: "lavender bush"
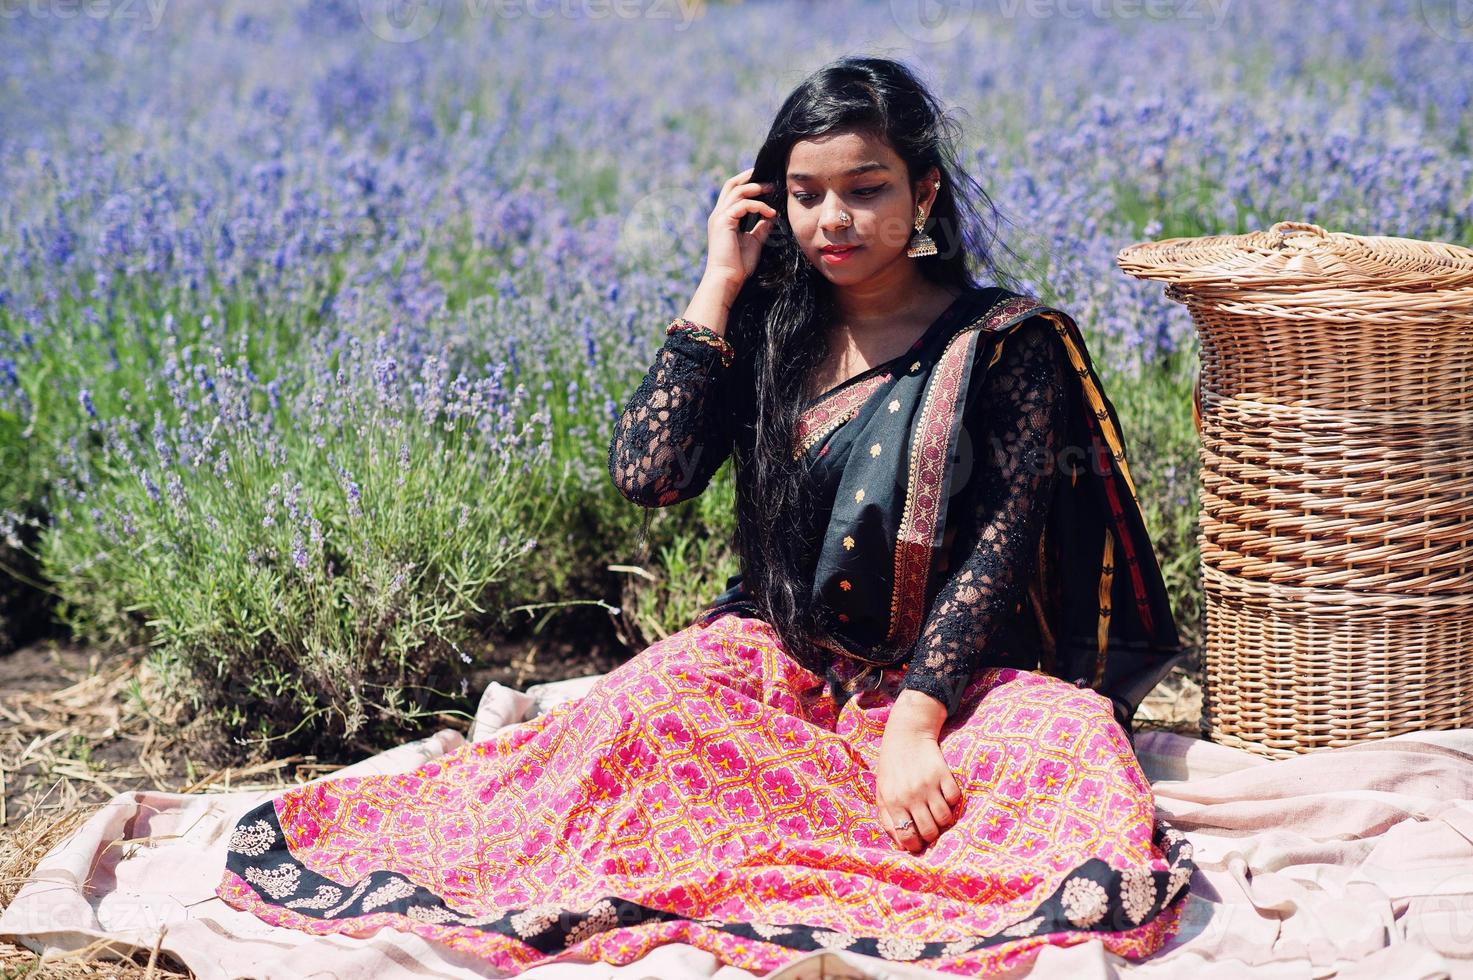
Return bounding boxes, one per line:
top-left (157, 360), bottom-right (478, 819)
top-left (39, 318), bottom-right (557, 762)
top-left (2, 0), bottom-right (1469, 758)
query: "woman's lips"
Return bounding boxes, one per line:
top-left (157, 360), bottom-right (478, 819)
top-left (820, 245), bottom-right (862, 264)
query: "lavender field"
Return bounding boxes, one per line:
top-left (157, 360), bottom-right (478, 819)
top-left (1, 0), bottom-right (1470, 763)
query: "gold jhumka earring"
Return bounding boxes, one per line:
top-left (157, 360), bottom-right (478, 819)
top-left (906, 203), bottom-right (938, 258)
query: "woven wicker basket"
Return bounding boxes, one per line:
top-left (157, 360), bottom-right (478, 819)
top-left (1116, 220), bottom-right (1473, 758)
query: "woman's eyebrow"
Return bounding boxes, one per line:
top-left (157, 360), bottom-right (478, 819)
top-left (787, 162), bottom-right (892, 181)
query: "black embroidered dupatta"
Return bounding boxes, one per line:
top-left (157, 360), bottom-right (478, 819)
top-left (699, 285), bottom-right (1186, 733)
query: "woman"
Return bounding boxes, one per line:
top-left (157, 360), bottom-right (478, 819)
top-left (216, 57), bottom-right (1194, 976)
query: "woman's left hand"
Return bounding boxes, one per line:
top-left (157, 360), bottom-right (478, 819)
top-left (875, 726), bottom-right (963, 854)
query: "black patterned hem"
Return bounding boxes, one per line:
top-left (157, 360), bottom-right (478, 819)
top-left (222, 798), bottom-right (1196, 962)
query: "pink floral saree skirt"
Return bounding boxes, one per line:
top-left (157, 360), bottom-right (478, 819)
top-left (216, 612), bottom-right (1194, 975)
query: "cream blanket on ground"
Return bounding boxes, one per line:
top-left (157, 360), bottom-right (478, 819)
top-left (2, 675), bottom-right (1469, 979)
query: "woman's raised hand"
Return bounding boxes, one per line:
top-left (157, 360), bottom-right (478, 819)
top-left (702, 166), bottom-right (779, 295)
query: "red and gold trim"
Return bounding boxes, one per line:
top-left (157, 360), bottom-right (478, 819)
top-left (1044, 311), bottom-right (1157, 641)
top-left (791, 372), bottom-right (894, 461)
top-left (1095, 531), bottom-right (1115, 687)
top-left (887, 327), bottom-right (974, 647)
top-left (1040, 313), bottom-right (1141, 507)
top-left (887, 294), bottom-right (1042, 649)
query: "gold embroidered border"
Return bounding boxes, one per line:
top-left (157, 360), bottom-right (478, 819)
top-left (1045, 311), bottom-right (1158, 637)
top-left (887, 332), bottom-right (969, 647)
top-left (887, 294), bottom-right (1042, 648)
top-left (1095, 530), bottom-right (1114, 687)
top-left (791, 372), bottom-right (894, 461)
top-left (1040, 313), bottom-right (1141, 507)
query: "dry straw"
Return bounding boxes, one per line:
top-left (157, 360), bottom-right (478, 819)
top-left (1117, 220), bottom-right (1473, 758)
top-left (0, 646), bottom-right (347, 976)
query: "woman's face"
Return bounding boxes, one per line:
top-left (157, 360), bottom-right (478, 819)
top-left (783, 129), bottom-right (939, 285)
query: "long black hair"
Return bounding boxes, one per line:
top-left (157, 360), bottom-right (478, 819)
top-left (723, 55), bottom-right (1028, 674)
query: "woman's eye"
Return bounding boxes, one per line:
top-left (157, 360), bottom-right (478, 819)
top-left (790, 186), bottom-right (884, 203)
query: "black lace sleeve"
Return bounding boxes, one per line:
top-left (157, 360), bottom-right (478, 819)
top-left (897, 316), bottom-right (1069, 719)
top-left (607, 327), bottom-right (736, 508)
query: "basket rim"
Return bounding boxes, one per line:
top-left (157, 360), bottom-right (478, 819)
top-left (1117, 220), bottom-right (1473, 292)
top-left (1158, 280), bottom-right (1473, 316)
